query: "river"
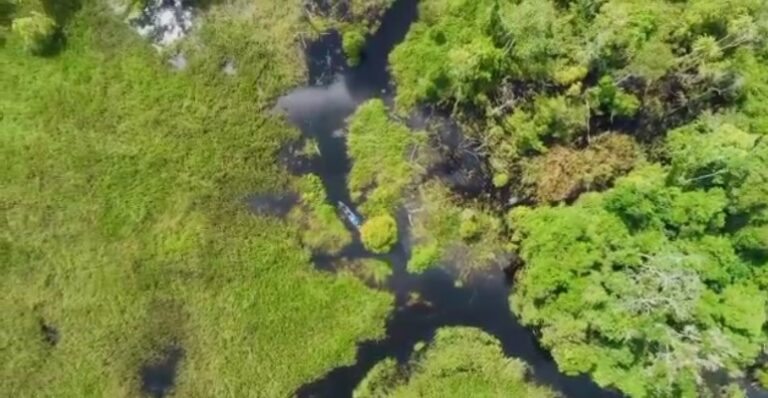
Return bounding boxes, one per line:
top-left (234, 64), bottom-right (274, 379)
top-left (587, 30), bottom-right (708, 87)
top-left (276, 1), bottom-right (621, 397)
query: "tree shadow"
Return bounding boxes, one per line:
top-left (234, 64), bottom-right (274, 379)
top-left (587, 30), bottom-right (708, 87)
top-left (41, 0), bottom-right (81, 25)
top-left (26, 0), bottom-right (81, 57)
top-left (0, 0), bottom-right (15, 26)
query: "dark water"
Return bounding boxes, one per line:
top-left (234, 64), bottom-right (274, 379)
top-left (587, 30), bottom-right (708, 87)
top-left (278, 1), bottom-right (621, 398)
top-left (140, 346), bottom-right (184, 398)
top-left (40, 322), bottom-right (59, 346)
top-left (245, 193), bottom-right (299, 218)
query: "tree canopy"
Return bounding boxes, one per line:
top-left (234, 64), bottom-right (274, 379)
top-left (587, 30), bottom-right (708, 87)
top-left (511, 120), bottom-right (768, 398)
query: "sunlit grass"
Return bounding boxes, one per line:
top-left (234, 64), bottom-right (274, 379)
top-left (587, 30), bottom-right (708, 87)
top-left (0, 1), bottom-right (392, 396)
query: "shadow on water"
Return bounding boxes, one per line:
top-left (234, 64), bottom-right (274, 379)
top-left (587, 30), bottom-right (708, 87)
top-left (279, 0), bottom-right (620, 397)
top-left (140, 346), bottom-right (184, 398)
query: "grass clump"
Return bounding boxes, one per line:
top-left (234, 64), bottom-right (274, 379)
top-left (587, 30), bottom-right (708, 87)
top-left (342, 27), bottom-right (366, 66)
top-left (0, 2), bottom-right (393, 396)
top-left (360, 215), bottom-right (398, 254)
top-left (11, 11), bottom-right (56, 54)
top-left (292, 174), bottom-right (352, 254)
top-left (353, 327), bottom-right (558, 398)
top-left (347, 99), bottom-right (425, 217)
top-left (337, 258), bottom-right (393, 287)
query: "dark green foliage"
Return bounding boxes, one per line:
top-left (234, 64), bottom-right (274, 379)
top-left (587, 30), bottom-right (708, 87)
top-left (389, 0), bottom-right (505, 109)
top-left (758, 365), bottom-right (768, 389)
top-left (588, 76), bottom-right (641, 119)
top-left (499, 95), bottom-right (588, 155)
top-left (354, 327), bottom-right (558, 398)
top-left (391, 0), bottom-right (768, 185)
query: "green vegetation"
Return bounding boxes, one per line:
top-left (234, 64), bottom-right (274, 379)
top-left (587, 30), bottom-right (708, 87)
top-left (408, 182), bottom-right (507, 273)
top-left (343, 27), bottom-right (366, 66)
top-left (292, 174), bottom-right (352, 254)
top-left (336, 258), bottom-right (393, 287)
top-left (511, 119), bottom-right (768, 397)
top-left (5, 0), bottom-right (768, 397)
top-left (391, 0), bottom-right (768, 180)
top-left (522, 134), bottom-right (643, 203)
top-left (347, 99), bottom-right (425, 217)
top-left (305, 0), bottom-right (394, 43)
top-left (11, 11), bottom-right (56, 54)
top-left (758, 365), bottom-right (768, 389)
top-left (354, 327), bottom-right (557, 398)
top-left (1, 1), bottom-right (393, 396)
top-left (360, 215), bottom-right (398, 254)
top-left (386, 0), bottom-right (768, 396)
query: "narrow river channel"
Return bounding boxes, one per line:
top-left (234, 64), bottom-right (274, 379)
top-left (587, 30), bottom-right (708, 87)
top-left (277, 1), bottom-right (621, 397)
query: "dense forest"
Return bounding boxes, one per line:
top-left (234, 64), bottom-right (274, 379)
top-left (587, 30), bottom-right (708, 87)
top-left (1, 0), bottom-right (767, 398)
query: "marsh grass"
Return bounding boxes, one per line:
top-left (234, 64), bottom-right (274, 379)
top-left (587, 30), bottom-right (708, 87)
top-left (0, 1), bottom-right (392, 396)
top-left (407, 182), bottom-right (508, 274)
top-left (347, 99), bottom-right (426, 218)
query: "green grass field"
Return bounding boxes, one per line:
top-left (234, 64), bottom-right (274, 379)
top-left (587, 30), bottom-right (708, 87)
top-left (0, 1), bottom-right (392, 396)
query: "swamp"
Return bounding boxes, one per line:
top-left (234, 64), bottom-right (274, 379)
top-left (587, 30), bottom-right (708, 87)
top-left (2, 0), bottom-right (768, 398)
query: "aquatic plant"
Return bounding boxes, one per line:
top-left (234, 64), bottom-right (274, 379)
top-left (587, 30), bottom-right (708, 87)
top-left (347, 98), bottom-right (425, 217)
top-left (360, 215), bottom-right (398, 254)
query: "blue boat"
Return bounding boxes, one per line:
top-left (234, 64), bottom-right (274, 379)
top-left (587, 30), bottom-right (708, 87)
top-left (337, 201), bottom-right (363, 229)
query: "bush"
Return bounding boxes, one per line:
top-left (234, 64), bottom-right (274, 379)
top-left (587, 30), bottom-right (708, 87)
top-left (408, 243), bottom-right (441, 273)
top-left (360, 215), bottom-right (398, 253)
top-left (758, 365), bottom-right (768, 389)
top-left (12, 11), bottom-right (57, 55)
top-left (492, 173), bottom-right (509, 188)
top-left (343, 27), bottom-right (366, 66)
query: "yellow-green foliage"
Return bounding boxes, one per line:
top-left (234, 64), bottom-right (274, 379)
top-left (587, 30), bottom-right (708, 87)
top-left (347, 99), bottom-right (425, 217)
top-left (360, 215), bottom-right (398, 254)
top-left (354, 327), bottom-right (558, 398)
top-left (11, 11), bottom-right (56, 54)
top-left (337, 258), bottom-right (393, 287)
top-left (512, 124), bottom-right (768, 396)
top-left (408, 182), bottom-right (506, 274)
top-left (0, 2), bottom-right (392, 397)
top-left (758, 365), bottom-right (768, 389)
top-left (343, 27), bottom-right (366, 66)
top-left (292, 174), bottom-right (352, 254)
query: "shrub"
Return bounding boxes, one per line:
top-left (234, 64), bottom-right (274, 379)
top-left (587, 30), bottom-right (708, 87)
top-left (360, 215), bottom-right (398, 253)
top-left (524, 133), bottom-right (641, 203)
top-left (12, 11), bottom-right (57, 55)
top-left (492, 172), bottom-right (509, 188)
top-left (343, 27), bottom-right (366, 66)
